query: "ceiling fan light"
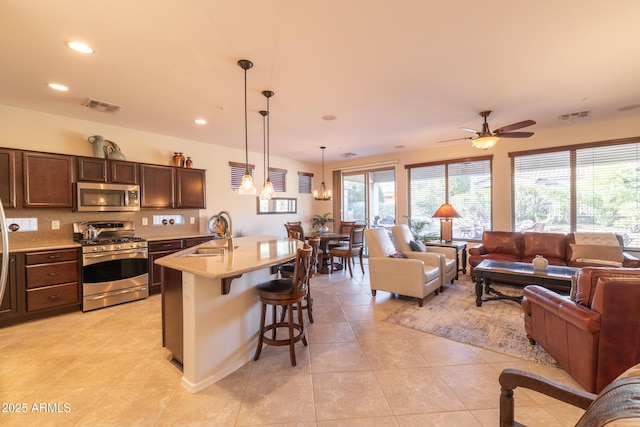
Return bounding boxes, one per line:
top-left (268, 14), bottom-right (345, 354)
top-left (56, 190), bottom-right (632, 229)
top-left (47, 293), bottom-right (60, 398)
top-left (472, 136), bottom-right (500, 150)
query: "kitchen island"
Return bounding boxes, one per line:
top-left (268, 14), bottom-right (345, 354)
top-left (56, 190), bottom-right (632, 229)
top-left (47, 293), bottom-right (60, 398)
top-left (154, 235), bottom-right (302, 393)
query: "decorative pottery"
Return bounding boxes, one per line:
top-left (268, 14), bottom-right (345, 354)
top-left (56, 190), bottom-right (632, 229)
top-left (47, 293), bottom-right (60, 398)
top-left (105, 140), bottom-right (126, 160)
top-left (185, 157), bottom-right (193, 168)
top-left (87, 135), bottom-right (106, 158)
top-left (532, 255), bottom-right (549, 271)
top-left (172, 152), bottom-right (181, 166)
top-left (319, 225), bottom-right (329, 233)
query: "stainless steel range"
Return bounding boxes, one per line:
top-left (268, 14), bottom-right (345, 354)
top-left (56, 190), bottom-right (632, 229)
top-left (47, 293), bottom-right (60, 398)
top-left (73, 221), bottom-right (148, 311)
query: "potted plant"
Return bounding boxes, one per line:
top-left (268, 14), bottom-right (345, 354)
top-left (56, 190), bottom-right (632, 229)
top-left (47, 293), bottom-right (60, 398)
top-left (312, 213), bottom-right (334, 233)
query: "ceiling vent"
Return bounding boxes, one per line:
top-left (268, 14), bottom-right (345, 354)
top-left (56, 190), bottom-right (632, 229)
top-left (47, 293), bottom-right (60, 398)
top-left (558, 110), bottom-right (590, 122)
top-left (341, 152), bottom-right (357, 158)
top-left (83, 98), bottom-right (122, 114)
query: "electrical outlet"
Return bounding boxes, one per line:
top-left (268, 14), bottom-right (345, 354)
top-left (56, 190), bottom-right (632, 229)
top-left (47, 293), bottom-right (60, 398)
top-left (190, 217), bottom-right (195, 224)
top-left (142, 217), bottom-right (148, 226)
top-left (51, 220), bottom-right (60, 230)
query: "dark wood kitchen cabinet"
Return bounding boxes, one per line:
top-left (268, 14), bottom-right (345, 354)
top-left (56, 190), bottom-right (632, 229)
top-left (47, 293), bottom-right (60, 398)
top-left (77, 157), bottom-right (139, 184)
top-left (148, 239), bottom-right (183, 295)
top-left (22, 152), bottom-right (74, 208)
top-left (140, 164), bottom-right (175, 208)
top-left (176, 168), bottom-right (206, 209)
top-left (25, 248), bottom-right (80, 312)
top-left (0, 254), bottom-right (19, 319)
top-left (0, 148), bottom-right (17, 208)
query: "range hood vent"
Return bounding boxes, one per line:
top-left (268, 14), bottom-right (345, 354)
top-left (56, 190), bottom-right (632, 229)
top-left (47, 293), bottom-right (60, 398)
top-left (83, 98), bottom-right (122, 114)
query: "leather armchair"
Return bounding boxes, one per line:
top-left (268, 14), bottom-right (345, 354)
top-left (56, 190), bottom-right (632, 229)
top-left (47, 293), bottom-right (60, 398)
top-left (364, 228), bottom-right (441, 306)
top-left (522, 267), bottom-right (640, 393)
top-left (391, 224), bottom-right (457, 289)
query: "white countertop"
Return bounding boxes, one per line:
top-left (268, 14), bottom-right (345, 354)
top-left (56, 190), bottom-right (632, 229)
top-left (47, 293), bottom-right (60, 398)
top-left (153, 235), bottom-right (302, 279)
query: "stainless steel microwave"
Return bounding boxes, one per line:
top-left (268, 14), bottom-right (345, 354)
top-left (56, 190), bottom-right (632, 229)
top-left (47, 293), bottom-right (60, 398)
top-left (76, 182), bottom-right (140, 212)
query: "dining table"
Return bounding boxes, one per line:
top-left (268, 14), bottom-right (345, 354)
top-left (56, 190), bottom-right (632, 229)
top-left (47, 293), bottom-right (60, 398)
top-left (309, 231), bottom-right (350, 273)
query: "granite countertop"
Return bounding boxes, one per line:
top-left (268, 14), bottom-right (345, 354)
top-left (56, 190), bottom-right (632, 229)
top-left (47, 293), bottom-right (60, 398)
top-left (154, 235), bottom-right (302, 279)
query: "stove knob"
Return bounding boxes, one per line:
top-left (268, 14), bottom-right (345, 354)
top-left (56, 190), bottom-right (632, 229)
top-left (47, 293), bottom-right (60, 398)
top-left (101, 246), bottom-right (107, 251)
top-left (131, 243), bottom-right (138, 248)
top-left (116, 245), bottom-right (121, 250)
top-left (92, 247), bottom-right (99, 252)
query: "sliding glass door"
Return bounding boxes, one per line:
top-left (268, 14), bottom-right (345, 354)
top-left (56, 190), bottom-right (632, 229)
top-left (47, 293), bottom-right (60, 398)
top-left (342, 168), bottom-right (396, 230)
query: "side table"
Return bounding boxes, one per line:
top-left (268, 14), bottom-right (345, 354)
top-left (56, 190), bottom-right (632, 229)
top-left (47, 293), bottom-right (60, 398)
top-left (424, 240), bottom-right (467, 279)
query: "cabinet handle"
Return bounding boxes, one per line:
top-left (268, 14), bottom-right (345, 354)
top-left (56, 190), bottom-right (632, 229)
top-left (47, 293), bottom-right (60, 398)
top-left (48, 295), bottom-right (62, 301)
top-left (48, 272), bottom-right (60, 276)
top-left (47, 255), bottom-right (61, 259)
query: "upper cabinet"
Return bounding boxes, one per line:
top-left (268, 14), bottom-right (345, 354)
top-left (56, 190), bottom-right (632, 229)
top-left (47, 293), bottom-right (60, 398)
top-left (176, 168), bottom-right (206, 209)
top-left (139, 164), bottom-right (206, 209)
top-left (140, 164), bottom-right (175, 208)
top-left (22, 152), bottom-right (74, 208)
top-left (77, 157), bottom-right (138, 184)
top-left (0, 148), bottom-right (17, 208)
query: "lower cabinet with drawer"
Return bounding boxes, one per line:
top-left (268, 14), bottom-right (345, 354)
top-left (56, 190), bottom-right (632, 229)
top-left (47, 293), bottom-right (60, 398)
top-left (25, 248), bottom-right (80, 313)
top-left (148, 239), bottom-right (184, 295)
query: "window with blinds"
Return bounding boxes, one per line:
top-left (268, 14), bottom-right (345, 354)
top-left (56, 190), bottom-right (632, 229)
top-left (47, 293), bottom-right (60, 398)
top-left (406, 156), bottom-right (492, 240)
top-left (298, 172), bottom-right (313, 194)
top-left (268, 167), bottom-right (287, 192)
top-left (229, 161), bottom-right (255, 189)
top-left (510, 137), bottom-right (640, 247)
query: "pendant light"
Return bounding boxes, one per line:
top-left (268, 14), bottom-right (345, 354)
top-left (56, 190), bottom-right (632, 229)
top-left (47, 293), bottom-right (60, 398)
top-left (313, 146), bottom-right (332, 201)
top-left (237, 59), bottom-right (256, 195)
top-left (259, 90), bottom-right (275, 200)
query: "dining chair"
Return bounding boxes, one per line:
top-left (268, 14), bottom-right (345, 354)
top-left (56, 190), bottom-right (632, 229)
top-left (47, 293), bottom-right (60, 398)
top-left (329, 225), bottom-right (365, 277)
top-left (328, 221), bottom-right (356, 251)
top-left (284, 222), bottom-right (305, 241)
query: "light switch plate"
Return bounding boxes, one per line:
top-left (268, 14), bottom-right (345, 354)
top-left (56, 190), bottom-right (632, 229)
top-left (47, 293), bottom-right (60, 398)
top-left (51, 220), bottom-right (60, 230)
top-left (190, 217), bottom-right (195, 224)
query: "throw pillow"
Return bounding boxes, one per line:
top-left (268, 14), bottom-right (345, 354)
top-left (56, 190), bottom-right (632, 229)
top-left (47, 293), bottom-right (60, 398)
top-left (409, 240), bottom-right (427, 252)
top-left (388, 251), bottom-right (407, 258)
top-left (569, 244), bottom-right (624, 262)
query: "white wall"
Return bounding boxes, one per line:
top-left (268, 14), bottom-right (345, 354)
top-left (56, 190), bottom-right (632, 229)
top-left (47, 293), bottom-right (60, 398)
top-left (0, 104), bottom-right (320, 237)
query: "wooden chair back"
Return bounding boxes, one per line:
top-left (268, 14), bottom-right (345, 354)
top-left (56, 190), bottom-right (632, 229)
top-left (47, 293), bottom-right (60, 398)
top-left (307, 235), bottom-right (321, 274)
top-left (349, 225), bottom-right (366, 251)
top-left (339, 221), bottom-right (356, 234)
top-left (291, 244), bottom-right (312, 300)
top-left (285, 222), bottom-right (305, 241)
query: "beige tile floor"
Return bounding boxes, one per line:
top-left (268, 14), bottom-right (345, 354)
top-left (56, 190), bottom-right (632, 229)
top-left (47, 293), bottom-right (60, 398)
top-left (0, 262), bottom-right (586, 426)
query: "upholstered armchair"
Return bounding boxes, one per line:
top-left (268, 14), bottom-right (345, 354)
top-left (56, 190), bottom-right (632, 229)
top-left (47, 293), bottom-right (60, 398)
top-left (364, 228), bottom-right (441, 306)
top-left (522, 267), bottom-right (640, 393)
top-left (391, 224), bottom-right (457, 289)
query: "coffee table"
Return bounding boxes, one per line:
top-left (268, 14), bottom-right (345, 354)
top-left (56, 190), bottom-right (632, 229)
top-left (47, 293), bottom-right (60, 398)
top-left (474, 260), bottom-right (578, 307)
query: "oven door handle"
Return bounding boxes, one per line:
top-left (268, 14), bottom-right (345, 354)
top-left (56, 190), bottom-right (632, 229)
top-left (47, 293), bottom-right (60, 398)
top-left (84, 249), bottom-right (147, 258)
top-left (85, 286), bottom-right (148, 300)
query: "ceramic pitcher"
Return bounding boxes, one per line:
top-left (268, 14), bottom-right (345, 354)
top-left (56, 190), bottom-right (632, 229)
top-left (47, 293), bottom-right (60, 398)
top-left (105, 141), bottom-right (126, 160)
top-left (87, 135), bottom-right (106, 158)
top-left (532, 255), bottom-right (549, 270)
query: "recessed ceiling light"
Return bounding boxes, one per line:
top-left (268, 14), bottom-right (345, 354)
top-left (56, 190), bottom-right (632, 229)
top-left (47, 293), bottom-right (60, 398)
top-left (48, 83), bottom-right (69, 91)
top-left (67, 41), bottom-right (94, 54)
top-left (194, 119), bottom-right (207, 125)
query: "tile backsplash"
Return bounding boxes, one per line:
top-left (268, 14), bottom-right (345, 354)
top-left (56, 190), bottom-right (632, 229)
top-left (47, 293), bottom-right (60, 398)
top-left (4, 217), bottom-right (38, 232)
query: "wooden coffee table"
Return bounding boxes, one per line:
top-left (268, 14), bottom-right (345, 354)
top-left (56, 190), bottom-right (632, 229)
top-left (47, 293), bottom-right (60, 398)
top-left (474, 260), bottom-right (578, 307)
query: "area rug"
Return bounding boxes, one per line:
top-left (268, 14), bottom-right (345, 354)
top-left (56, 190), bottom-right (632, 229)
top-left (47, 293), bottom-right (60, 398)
top-left (384, 277), bottom-right (559, 366)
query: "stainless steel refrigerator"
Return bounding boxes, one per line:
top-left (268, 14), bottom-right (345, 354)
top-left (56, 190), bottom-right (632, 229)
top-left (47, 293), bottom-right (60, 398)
top-left (0, 196), bottom-right (9, 302)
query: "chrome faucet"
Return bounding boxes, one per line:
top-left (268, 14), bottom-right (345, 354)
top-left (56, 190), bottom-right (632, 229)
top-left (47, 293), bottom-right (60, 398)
top-left (215, 211), bottom-right (234, 252)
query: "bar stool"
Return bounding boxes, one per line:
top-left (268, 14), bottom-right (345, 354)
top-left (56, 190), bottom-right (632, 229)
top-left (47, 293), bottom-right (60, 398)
top-left (280, 235), bottom-right (319, 323)
top-left (254, 244), bottom-right (312, 366)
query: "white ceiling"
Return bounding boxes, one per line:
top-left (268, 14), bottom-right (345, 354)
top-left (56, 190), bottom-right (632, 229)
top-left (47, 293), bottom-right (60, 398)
top-left (2, 0), bottom-right (640, 163)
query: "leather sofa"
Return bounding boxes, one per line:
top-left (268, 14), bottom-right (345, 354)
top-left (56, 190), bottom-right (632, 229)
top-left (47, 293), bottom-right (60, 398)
top-left (522, 267), bottom-right (640, 393)
top-left (468, 231), bottom-right (640, 280)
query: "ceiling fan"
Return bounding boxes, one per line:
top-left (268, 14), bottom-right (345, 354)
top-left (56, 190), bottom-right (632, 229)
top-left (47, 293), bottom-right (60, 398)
top-left (437, 110), bottom-right (536, 150)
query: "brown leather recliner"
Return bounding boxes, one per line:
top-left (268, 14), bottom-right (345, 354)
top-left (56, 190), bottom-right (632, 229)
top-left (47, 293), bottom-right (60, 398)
top-left (522, 267), bottom-right (640, 393)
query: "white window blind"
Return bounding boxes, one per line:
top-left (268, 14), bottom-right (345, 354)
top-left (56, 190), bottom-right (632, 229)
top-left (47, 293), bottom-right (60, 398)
top-left (298, 172), bottom-right (313, 194)
top-left (406, 156), bottom-right (492, 240)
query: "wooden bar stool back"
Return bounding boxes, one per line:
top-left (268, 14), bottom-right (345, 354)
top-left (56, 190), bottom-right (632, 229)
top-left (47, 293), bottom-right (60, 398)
top-left (254, 243), bottom-right (312, 366)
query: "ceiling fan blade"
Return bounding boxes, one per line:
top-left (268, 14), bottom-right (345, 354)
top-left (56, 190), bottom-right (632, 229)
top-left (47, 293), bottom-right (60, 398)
top-left (498, 131), bottom-right (535, 138)
top-left (494, 120), bottom-right (536, 134)
top-left (435, 136), bottom-right (473, 144)
top-left (458, 127), bottom-right (479, 134)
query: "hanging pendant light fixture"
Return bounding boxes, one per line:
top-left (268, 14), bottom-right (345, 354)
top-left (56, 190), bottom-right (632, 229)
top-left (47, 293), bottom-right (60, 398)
top-left (237, 59), bottom-right (256, 195)
top-left (313, 146), bottom-right (332, 201)
top-left (259, 90), bottom-right (275, 200)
